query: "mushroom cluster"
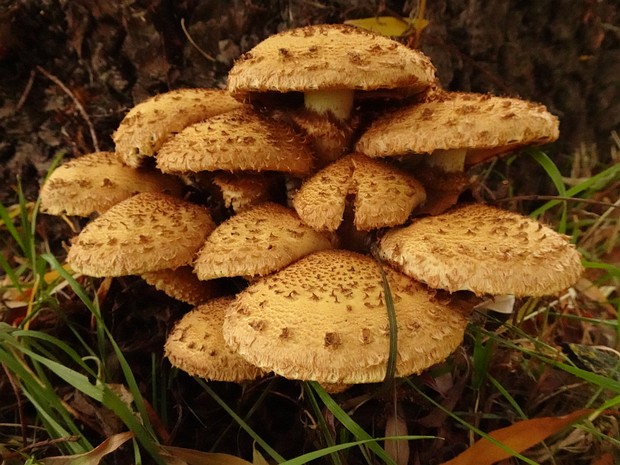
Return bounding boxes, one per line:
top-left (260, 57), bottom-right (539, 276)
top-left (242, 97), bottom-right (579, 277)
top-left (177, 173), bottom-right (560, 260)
top-left (40, 24), bottom-right (583, 385)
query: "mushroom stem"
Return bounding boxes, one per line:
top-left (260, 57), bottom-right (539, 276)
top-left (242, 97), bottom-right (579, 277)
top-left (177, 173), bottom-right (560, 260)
top-left (304, 89), bottom-right (354, 121)
top-left (426, 148), bottom-right (467, 172)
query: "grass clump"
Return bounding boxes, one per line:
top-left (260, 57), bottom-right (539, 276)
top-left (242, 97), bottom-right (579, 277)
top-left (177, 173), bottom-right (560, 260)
top-left (1, 138), bottom-right (619, 464)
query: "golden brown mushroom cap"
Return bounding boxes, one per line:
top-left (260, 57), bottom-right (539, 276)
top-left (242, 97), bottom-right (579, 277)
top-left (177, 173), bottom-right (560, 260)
top-left (212, 172), bottom-right (281, 213)
top-left (39, 151), bottom-right (184, 216)
top-left (194, 202), bottom-right (333, 280)
top-left (227, 24), bottom-right (436, 98)
top-left (165, 296), bottom-right (266, 382)
top-left (356, 92), bottom-right (559, 166)
top-left (377, 204), bottom-right (583, 296)
top-left (67, 192), bottom-right (215, 277)
top-left (293, 153), bottom-right (426, 232)
top-left (141, 266), bottom-right (222, 305)
top-left (156, 108), bottom-right (314, 177)
top-left (113, 88), bottom-right (242, 167)
top-left (223, 250), bottom-right (473, 384)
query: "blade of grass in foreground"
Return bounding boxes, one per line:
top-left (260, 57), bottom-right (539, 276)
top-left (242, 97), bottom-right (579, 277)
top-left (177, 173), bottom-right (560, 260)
top-left (41, 253), bottom-right (166, 465)
top-left (308, 381), bottom-right (398, 465)
top-left (195, 378), bottom-right (285, 463)
top-left (527, 149), bottom-right (568, 234)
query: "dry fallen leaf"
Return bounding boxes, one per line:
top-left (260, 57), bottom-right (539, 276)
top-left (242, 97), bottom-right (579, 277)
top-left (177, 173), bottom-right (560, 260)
top-left (440, 409), bottom-right (593, 465)
top-left (41, 431), bottom-right (134, 465)
top-left (158, 445), bottom-right (254, 465)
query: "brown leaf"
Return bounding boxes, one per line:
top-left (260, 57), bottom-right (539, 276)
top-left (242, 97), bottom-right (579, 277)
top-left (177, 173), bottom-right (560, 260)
top-left (440, 409), bottom-right (593, 465)
top-left (158, 446), bottom-right (254, 465)
top-left (41, 431), bottom-right (134, 465)
top-left (384, 405), bottom-right (410, 465)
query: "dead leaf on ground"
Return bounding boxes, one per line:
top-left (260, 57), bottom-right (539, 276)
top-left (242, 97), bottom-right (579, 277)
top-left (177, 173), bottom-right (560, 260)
top-left (158, 445), bottom-right (254, 465)
top-left (439, 409), bottom-right (594, 465)
top-left (41, 431), bottom-right (134, 465)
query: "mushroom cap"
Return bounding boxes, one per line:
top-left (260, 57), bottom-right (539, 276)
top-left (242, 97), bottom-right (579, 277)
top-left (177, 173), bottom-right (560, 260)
top-left (156, 108), bottom-right (314, 177)
top-left (194, 202), bottom-right (333, 280)
top-left (39, 151), bottom-right (184, 216)
top-left (212, 172), bottom-right (281, 213)
top-left (113, 88), bottom-right (243, 167)
top-left (67, 192), bottom-right (216, 277)
top-left (271, 108), bottom-right (359, 166)
top-left (293, 153), bottom-right (426, 231)
top-left (377, 203), bottom-right (583, 296)
top-left (227, 24), bottom-right (436, 99)
top-left (142, 266), bottom-right (222, 305)
top-left (165, 296), bottom-right (266, 382)
top-left (356, 92), bottom-right (559, 165)
top-left (223, 249), bottom-right (473, 384)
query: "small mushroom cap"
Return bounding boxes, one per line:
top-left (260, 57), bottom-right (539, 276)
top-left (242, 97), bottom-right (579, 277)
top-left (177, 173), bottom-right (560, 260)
top-left (165, 296), bottom-right (266, 382)
top-left (356, 92), bottom-right (559, 165)
top-left (194, 202), bottom-right (333, 280)
top-left (223, 249), bottom-right (473, 384)
top-left (212, 172), bottom-right (281, 213)
top-left (39, 151), bottom-right (184, 216)
top-left (156, 108), bottom-right (314, 177)
top-left (293, 153), bottom-right (426, 232)
top-left (377, 203), bottom-right (584, 297)
top-left (67, 192), bottom-right (216, 277)
top-left (228, 24), bottom-right (436, 99)
top-left (114, 88), bottom-right (243, 167)
top-left (141, 266), bottom-right (222, 305)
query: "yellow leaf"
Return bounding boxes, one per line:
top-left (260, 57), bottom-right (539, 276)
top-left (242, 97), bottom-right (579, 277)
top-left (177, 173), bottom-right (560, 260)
top-left (158, 445), bottom-right (254, 465)
top-left (440, 409), bottom-right (593, 465)
top-left (41, 431), bottom-right (134, 465)
top-left (344, 16), bottom-right (419, 37)
top-left (252, 443), bottom-right (270, 465)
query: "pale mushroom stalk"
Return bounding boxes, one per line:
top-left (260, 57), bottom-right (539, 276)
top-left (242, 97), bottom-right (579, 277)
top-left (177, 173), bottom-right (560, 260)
top-left (426, 148), bottom-right (467, 172)
top-left (303, 89), bottom-right (355, 121)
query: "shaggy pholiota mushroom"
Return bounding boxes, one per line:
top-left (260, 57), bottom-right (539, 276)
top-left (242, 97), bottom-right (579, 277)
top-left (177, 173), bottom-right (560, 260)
top-left (356, 91), bottom-right (560, 172)
top-left (223, 249), bottom-right (474, 385)
top-left (293, 152), bottom-right (426, 232)
top-left (212, 172), bottom-right (282, 214)
top-left (67, 192), bottom-right (215, 277)
top-left (156, 107), bottom-right (314, 177)
top-left (376, 203), bottom-right (583, 297)
top-left (194, 202), bottom-right (333, 280)
top-left (114, 88), bottom-right (243, 167)
top-left (141, 267), bottom-right (222, 306)
top-left (39, 151), bottom-right (184, 217)
top-left (227, 23), bottom-right (437, 121)
top-left (165, 296), bottom-right (266, 382)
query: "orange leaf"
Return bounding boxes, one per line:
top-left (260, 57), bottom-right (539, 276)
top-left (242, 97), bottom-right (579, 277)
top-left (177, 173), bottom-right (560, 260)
top-left (344, 16), bottom-right (423, 37)
top-left (440, 409), bottom-right (593, 465)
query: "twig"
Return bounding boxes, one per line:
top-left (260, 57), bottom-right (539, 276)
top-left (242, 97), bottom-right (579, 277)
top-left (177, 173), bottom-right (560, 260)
top-left (15, 69), bottom-right (36, 112)
top-left (35, 65), bottom-right (100, 152)
top-left (2, 363), bottom-right (26, 448)
top-left (180, 17), bottom-right (216, 62)
top-left (493, 195), bottom-right (620, 210)
top-left (2, 435), bottom-right (81, 460)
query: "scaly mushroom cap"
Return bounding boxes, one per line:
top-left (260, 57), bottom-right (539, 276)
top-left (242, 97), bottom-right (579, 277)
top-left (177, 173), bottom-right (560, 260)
top-left (114, 88), bottom-right (243, 167)
top-left (377, 203), bottom-right (583, 296)
top-left (293, 153), bottom-right (426, 232)
top-left (67, 192), bottom-right (215, 277)
top-left (165, 296), bottom-right (266, 382)
top-left (356, 92), bottom-right (559, 166)
top-left (194, 202), bottom-right (333, 280)
top-left (223, 250), bottom-right (473, 384)
top-left (227, 24), bottom-right (436, 98)
top-left (141, 266), bottom-right (222, 305)
top-left (40, 151), bottom-right (184, 216)
top-left (156, 108), bottom-right (314, 177)
top-left (212, 172), bottom-right (281, 213)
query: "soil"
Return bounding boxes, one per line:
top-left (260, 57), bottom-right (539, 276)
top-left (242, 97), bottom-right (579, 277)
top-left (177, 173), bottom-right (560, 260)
top-left (0, 0), bottom-right (618, 204)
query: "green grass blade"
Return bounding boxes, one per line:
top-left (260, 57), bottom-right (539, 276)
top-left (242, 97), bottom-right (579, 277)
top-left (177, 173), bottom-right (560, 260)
top-left (308, 381), bottom-right (397, 465)
top-left (281, 436), bottom-right (434, 465)
top-left (379, 266), bottom-right (397, 384)
top-left (302, 383), bottom-right (343, 465)
top-left (527, 149), bottom-right (567, 233)
top-left (195, 379), bottom-right (285, 463)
